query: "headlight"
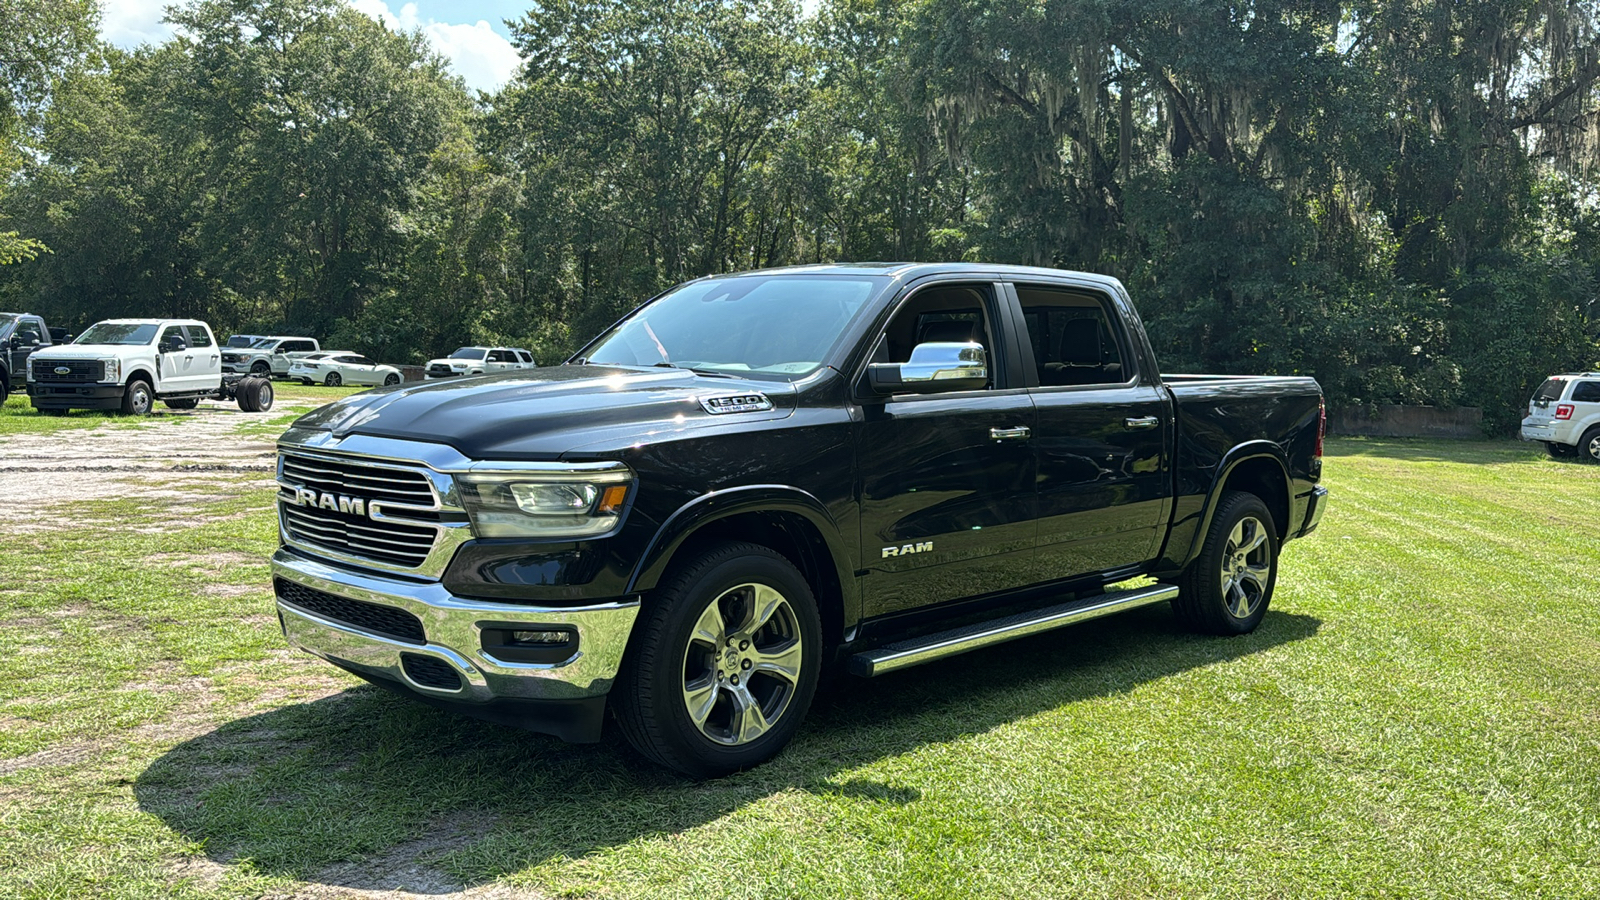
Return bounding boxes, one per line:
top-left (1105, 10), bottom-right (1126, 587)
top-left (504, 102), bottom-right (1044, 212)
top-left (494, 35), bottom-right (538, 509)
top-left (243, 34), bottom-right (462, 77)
top-left (25, 357), bottom-right (33, 380)
top-left (456, 465), bottom-right (632, 538)
top-left (101, 358), bottom-right (120, 382)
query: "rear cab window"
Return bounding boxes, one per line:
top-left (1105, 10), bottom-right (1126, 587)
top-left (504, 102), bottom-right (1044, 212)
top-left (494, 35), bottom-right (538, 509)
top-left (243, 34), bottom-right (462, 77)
top-left (1014, 285), bottom-right (1133, 387)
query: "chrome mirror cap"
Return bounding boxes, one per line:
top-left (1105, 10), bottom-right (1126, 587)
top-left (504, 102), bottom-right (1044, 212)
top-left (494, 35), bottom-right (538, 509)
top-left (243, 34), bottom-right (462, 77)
top-left (867, 341), bottom-right (988, 394)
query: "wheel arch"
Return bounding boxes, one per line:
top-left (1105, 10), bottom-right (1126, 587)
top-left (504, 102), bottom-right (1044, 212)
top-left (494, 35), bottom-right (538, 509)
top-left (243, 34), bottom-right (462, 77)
top-left (628, 487), bottom-right (858, 646)
top-left (125, 365), bottom-right (156, 386)
top-left (1173, 443), bottom-right (1293, 570)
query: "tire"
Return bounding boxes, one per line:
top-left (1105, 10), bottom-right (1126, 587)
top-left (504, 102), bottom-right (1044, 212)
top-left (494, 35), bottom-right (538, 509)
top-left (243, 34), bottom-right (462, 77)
top-left (383, 373), bottom-right (400, 386)
top-left (250, 361), bottom-right (270, 376)
top-left (1545, 441), bottom-right (1578, 459)
top-left (613, 542), bottom-right (822, 778)
top-left (164, 398), bottom-right (199, 410)
top-left (1581, 427), bottom-right (1600, 464)
top-left (1173, 491), bottom-right (1278, 635)
top-left (237, 380), bottom-right (258, 412)
top-left (254, 378), bottom-right (274, 411)
top-left (324, 371), bottom-right (342, 387)
top-left (300, 378), bottom-right (312, 386)
top-left (119, 379), bottom-right (153, 416)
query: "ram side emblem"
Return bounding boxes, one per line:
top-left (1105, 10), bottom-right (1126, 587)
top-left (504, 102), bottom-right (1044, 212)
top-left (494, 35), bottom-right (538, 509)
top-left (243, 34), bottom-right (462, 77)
top-left (287, 487), bottom-right (367, 517)
top-left (701, 393), bottom-right (774, 415)
top-left (882, 541), bottom-right (934, 558)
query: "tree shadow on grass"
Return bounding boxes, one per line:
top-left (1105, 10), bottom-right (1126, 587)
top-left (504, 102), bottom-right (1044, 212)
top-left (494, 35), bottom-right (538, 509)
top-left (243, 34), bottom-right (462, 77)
top-left (136, 606), bottom-right (1320, 893)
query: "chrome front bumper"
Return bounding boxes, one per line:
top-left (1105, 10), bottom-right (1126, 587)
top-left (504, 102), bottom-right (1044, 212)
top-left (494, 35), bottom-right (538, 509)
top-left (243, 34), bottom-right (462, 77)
top-left (272, 549), bottom-right (640, 732)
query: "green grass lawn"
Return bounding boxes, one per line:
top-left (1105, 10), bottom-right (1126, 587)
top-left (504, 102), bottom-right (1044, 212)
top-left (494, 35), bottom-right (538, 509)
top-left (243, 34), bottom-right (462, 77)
top-left (2, 436), bottom-right (1598, 898)
top-left (1, 381), bottom-right (366, 435)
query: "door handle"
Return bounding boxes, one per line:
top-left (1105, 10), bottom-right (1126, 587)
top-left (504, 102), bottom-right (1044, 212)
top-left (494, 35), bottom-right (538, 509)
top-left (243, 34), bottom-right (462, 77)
top-left (990, 426), bottom-right (1031, 440)
top-left (1125, 416), bottom-right (1160, 429)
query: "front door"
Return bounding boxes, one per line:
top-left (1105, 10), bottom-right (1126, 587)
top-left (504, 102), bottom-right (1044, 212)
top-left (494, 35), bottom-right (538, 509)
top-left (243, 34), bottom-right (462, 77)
top-left (157, 324), bottom-right (200, 393)
top-left (856, 281), bottom-right (1038, 619)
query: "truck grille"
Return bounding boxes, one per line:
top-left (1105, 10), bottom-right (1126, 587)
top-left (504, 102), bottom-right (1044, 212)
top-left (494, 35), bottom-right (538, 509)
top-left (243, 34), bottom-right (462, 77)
top-left (426, 363), bottom-right (458, 377)
top-left (31, 359), bottom-right (102, 382)
top-left (275, 578), bottom-right (425, 644)
top-left (278, 452), bottom-right (441, 568)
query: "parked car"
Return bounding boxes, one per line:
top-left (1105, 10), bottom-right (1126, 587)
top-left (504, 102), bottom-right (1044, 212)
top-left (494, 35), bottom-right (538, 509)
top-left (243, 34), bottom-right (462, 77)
top-left (289, 351), bottom-right (403, 387)
top-left (425, 346), bottom-right (536, 379)
top-left (222, 336), bottom-right (321, 376)
top-left (271, 263), bottom-right (1328, 777)
top-left (1, 312), bottom-right (56, 394)
top-left (1521, 372), bottom-right (1600, 461)
top-left (226, 333), bottom-right (267, 349)
top-left (27, 318), bottom-right (273, 413)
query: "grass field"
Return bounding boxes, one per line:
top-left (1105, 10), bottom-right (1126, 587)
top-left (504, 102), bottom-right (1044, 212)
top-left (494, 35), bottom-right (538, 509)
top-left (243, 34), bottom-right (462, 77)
top-left (1, 426), bottom-right (1598, 898)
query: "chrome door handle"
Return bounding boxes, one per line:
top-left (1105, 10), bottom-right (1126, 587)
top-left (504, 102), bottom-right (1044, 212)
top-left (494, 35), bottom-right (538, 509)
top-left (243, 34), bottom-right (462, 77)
top-left (990, 426), bottom-right (1031, 440)
top-left (1125, 416), bottom-right (1160, 428)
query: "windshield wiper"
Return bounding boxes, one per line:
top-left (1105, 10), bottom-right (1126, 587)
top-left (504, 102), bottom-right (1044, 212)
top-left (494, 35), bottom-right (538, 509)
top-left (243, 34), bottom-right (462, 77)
top-left (651, 362), bottom-right (733, 378)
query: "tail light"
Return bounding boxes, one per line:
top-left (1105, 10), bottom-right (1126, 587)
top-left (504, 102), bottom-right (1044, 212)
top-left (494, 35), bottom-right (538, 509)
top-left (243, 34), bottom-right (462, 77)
top-left (1555, 404), bottom-right (1574, 420)
top-left (1315, 397), bottom-right (1325, 458)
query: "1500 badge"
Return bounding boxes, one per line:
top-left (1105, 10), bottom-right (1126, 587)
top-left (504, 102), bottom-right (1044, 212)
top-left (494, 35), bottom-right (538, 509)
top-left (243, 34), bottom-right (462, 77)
top-left (882, 541), bottom-right (933, 558)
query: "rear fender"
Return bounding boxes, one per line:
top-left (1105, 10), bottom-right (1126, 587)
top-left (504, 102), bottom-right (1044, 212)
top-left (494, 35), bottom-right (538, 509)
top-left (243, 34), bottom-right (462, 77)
top-left (1169, 442), bottom-right (1292, 571)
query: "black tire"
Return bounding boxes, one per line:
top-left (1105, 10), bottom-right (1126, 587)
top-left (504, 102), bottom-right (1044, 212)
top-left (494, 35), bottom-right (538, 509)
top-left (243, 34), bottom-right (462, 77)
top-left (300, 378), bottom-right (312, 386)
top-left (254, 378), bottom-right (274, 411)
top-left (613, 542), bottom-right (822, 778)
top-left (1580, 427), bottom-right (1600, 464)
top-left (1545, 441), bottom-right (1578, 459)
top-left (250, 361), bottom-right (271, 376)
top-left (164, 398), bottom-right (199, 410)
top-left (383, 373), bottom-right (400, 386)
top-left (325, 371), bottom-right (342, 387)
top-left (1173, 490), bottom-right (1278, 635)
top-left (120, 379), bottom-right (153, 416)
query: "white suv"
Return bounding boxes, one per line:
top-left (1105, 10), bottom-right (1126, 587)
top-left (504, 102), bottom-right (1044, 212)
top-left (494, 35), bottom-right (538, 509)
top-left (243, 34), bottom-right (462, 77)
top-left (1521, 372), bottom-right (1600, 461)
top-left (424, 346), bottom-right (536, 379)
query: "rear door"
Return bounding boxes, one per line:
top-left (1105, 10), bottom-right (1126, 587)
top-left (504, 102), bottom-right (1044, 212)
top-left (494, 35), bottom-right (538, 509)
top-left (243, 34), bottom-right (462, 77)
top-left (1006, 280), bottom-right (1172, 583)
top-left (856, 279), bottom-right (1039, 619)
top-left (183, 325), bottom-right (220, 388)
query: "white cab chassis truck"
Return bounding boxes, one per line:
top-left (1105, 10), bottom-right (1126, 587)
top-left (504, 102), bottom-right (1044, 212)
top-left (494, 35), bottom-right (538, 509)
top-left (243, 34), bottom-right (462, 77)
top-left (26, 318), bottom-right (276, 414)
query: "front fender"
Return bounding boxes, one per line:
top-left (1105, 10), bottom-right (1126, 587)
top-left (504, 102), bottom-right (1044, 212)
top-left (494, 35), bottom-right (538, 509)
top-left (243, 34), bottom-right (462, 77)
top-left (626, 485), bottom-right (860, 627)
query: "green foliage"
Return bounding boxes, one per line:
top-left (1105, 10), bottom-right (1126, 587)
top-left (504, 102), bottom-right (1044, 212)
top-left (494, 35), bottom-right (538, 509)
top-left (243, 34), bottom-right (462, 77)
top-left (1, 0), bottom-right (1599, 429)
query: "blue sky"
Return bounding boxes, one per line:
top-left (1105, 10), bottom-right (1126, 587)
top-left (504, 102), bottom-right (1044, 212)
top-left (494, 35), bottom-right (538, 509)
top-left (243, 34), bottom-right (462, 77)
top-left (100, 1), bottom-right (825, 94)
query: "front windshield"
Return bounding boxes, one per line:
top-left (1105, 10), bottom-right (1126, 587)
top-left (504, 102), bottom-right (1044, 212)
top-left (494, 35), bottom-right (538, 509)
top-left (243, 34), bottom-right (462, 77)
top-left (76, 322), bottom-right (159, 345)
top-left (227, 335), bottom-right (256, 347)
top-left (583, 275), bottom-right (885, 378)
top-left (248, 338), bottom-right (281, 349)
top-left (450, 347), bottom-right (487, 360)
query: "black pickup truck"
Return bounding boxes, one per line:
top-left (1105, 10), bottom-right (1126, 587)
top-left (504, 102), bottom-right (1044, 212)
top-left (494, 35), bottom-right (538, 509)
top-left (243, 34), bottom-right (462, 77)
top-left (270, 263), bottom-right (1327, 776)
top-left (0, 312), bottom-right (54, 395)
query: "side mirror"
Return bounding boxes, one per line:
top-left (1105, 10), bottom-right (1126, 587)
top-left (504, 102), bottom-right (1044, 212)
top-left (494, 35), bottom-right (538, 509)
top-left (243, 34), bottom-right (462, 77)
top-left (160, 338), bottom-right (188, 353)
top-left (867, 341), bottom-right (989, 395)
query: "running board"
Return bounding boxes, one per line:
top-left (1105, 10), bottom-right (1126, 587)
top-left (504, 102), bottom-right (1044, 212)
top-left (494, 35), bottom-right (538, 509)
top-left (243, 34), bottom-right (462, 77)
top-left (848, 583), bottom-right (1180, 677)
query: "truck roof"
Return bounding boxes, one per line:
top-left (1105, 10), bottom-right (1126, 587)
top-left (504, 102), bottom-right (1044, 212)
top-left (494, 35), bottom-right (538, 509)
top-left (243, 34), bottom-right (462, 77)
top-left (706, 262), bottom-right (1125, 290)
top-left (95, 317), bottom-right (211, 326)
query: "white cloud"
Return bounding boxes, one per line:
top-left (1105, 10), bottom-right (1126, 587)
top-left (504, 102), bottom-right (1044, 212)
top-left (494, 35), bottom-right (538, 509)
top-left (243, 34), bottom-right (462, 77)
top-left (349, 1), bottom-right (521, 94)
top-left (98, 0), bottom-right (177, 48)
top-left (98, 0), bottom-right (522, 94)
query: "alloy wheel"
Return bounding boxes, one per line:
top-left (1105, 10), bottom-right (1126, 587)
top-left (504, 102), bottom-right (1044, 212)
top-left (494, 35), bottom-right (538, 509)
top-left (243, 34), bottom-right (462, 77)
top-left (1219, 515), bottom-right (1272, 618)
top-left (680, 582), bottom-right (804, 746)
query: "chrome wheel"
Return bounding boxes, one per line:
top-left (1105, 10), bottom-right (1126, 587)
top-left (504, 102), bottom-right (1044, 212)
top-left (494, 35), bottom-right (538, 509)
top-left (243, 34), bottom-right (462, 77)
top-left (1219, 515), bottom-right (1272, 618)
top-left (680, 582), bottom-right (804, 746)
top-left (1584, 428), bottom-right (1600, 462)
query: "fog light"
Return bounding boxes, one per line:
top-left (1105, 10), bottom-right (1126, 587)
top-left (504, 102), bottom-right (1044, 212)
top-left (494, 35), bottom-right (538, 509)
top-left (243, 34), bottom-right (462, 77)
top-left (512, 630), bottom-right (570, 645)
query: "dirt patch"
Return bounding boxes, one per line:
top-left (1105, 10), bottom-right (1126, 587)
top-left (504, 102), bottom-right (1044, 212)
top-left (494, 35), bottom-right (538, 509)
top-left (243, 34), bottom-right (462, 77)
top-left (0, 742), bottom-right (102, 776)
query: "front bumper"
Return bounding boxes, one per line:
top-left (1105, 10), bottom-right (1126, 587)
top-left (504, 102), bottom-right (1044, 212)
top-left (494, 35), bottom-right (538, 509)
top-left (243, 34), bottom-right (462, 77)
top-left (27, 382), bottom-right (123, 409)
top-left (272, 548), bottom-right (640, 742)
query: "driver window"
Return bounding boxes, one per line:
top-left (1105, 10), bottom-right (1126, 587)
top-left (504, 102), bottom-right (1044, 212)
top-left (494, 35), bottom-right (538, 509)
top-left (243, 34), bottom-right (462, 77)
top-left (875, 284), bottom-right (997, 389)
top-left (15, 320), bottom-right (43, 344)
top-left (160, 325), bottom-right (186, 349)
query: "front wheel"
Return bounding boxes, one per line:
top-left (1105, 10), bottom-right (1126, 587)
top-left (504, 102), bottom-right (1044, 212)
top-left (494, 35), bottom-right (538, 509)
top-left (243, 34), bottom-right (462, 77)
top-left (120, 380), bottom-right (153, 416)
top-left (1173, 491), bottom-right (1278, 635)
top-left (613, 542), bottom-right (821, 778)
top-left (324, 371), bottom-right (342, 387)
top-left (250, 361), bottom-right (270, 376)
top-left (383, 373), bottom-right (400, 386)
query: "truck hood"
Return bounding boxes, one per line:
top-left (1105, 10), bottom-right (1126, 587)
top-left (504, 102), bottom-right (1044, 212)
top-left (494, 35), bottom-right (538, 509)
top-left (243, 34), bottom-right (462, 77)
top-left (286, 364), bottom-right (798, 459)
top-left (27, 344), bottom-right (145, 359)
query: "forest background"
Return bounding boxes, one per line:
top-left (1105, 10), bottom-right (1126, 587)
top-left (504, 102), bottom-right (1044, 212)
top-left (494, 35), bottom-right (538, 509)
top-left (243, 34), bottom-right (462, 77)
top-left (3, 0), bottom-right (1598, 433)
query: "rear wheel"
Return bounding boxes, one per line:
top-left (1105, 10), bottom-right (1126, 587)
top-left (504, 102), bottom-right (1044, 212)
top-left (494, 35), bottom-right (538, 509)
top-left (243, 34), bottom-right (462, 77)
top-left (1545, 441), bottom-right (1577, 459)
top-left (613, 542), bottom-right (821, 778)
top-left (324, 371), bottom-right (342, 387)
top-left (1581, 427), bottom-right (1600, 463)
top-left (1173, 491), bottom-right (1278, 635)
top-left (120, 379), bottom-right (153, 416)
top-left (254, 378), bottom-right (274, 411)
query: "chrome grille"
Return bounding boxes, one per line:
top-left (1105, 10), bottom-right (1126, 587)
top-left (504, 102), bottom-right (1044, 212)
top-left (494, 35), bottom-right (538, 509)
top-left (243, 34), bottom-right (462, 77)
top-left (31, 359), bottom-right (101, 382)
top-left (278, 452), bottom-right (441, 569)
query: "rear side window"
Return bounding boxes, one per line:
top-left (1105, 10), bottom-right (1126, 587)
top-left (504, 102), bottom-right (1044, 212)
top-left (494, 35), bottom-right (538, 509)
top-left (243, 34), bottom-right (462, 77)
top-left (516, 350), bottom-right (534, 363)
top-left (1533, 378), bottom-right (1567, 402)
top-left (1572, 381), bottom-right (1600, 403)
top-left (185, 326), bottom-right (213, 347)
top-left (281, 340), bottom-right (315, 353)
top-left (1015, 286), bottom-right (1130, 387)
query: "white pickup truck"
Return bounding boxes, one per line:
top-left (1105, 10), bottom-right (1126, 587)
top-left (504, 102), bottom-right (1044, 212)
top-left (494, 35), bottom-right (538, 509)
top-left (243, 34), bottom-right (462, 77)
top-left (222, 335), bottom-right (321, 377)
top-left (26, 318), bottom-right (275, 414)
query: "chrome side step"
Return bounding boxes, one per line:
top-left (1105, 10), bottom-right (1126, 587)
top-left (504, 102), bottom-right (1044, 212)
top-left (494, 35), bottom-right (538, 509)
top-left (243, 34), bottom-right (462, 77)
top-left (847, 583), bottom-right (1179, 677)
